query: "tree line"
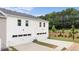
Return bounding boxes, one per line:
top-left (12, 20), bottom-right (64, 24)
top-left (38, 8), bottom-right (79, 30)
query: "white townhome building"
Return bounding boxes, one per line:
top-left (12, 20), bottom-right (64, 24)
top-left (0, 8), bottom-right (49, 50)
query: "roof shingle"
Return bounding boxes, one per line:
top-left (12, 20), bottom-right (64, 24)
top-left (0, 8), bottom-right (48, 22)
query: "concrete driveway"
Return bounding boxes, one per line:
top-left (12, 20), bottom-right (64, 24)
top-left (14, 42), bottom-right (54, 51)
top-left (38, 39), bottom-right (74, 49)
top-left (13, 39), bottom-right (75, 51)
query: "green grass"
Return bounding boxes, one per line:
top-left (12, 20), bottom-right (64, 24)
top-left (58, 29), bottom-right (79, 33)
top-left (49, 36), bottom-right (79, 43)
top-left (49, 29), bottom-right (79, 43)
top-left (9, 46), bottom-right (18, 51)
top-left (33, 40), bottom-right (57, 48)
top-left (50, 29), bottom-right (79, 32)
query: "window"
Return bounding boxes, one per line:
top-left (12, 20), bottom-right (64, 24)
top-left (12, 35), bottom-right (17, 37)
top-left (28, 34), bottom-right (31, 36)
top-left (12, 33), bottom-right (31, 38)
top-left (26, 20), bottom-right (28, 26)
top-left (39, 22), bottom-right (42, 27)
top-left (43, 23), bottom-right (45, 27)
top-left (18, 35), bottom-right (22, 37)
top-left (37, 32), bottom-right (46, 35)
top-left (44, 32), bottom-right (46, 34)
top-left (23, 34), bottom-right (27, 36)
top-left (37, 33), bottom-right (40, 35)
top-left (18, 19), bottom-right (21, 26)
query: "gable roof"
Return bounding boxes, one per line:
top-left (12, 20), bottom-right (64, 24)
top-left (0, 12), bottom-right (5, 16)
top-left (0, 8), bottom-right (35, 18)
top-left (0, 8), bottom-right (48, 22)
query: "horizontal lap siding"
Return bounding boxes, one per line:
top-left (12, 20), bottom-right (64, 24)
top-left (7, 16), bottom-right (36, 46)
top-left (6, 16), bottom-right (48, 46)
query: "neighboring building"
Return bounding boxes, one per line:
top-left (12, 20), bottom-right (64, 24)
top-left (0, 8), bottom-right (49, 50)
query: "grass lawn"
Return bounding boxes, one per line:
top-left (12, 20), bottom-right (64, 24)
top-left (50, 29), bottom-right (79, 33)
top-left (49, 36), bottom-right (79, 43)
top-left (33, 40), bottom-right (57, 48)
top-left (9, 46), bottom-right (18, 51)
top-left (49, 29), bottom-right (79, 43)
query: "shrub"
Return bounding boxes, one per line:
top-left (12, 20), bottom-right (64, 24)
top-left (76, 36), bottom-right (79, 39)
top-left (71, 25), bottom-right (75, 34)
top-left (52, 25), bottom-right (56, 32)
top-left (62, 29), bottom-right (65, 33)
top-left (58, 32), bottom-right (63, 37)
top-left (64, 35), bottom-right (67, 38)
top-left (68, 32), bottom-right (72, 38)
top-left (74, 31), bottom-right (78, 34)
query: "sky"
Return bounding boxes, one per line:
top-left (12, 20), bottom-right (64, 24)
top-left (5, 7), bottom-right (79, 16)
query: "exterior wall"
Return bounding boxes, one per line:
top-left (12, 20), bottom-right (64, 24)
top-left (33, 21), bottom-right (49, 40)
top-left (6, 15), bottom-right (49, 46)
top-left (0, 18), bottom-right (6, 50)
top-left (0, 39), bottom-right (1, 51)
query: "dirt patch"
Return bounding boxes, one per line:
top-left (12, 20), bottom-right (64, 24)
top-left (67, 43), bottom-right (79, 51)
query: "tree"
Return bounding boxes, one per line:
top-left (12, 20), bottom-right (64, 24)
top-left (52, 25), bottom-right (56, 32)
top-left (71, 25), bottom-right (75, 40)
top-left (62, 28), bottom-right (65, 33)
top-left (38, 8), bottom-right (79, 29)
